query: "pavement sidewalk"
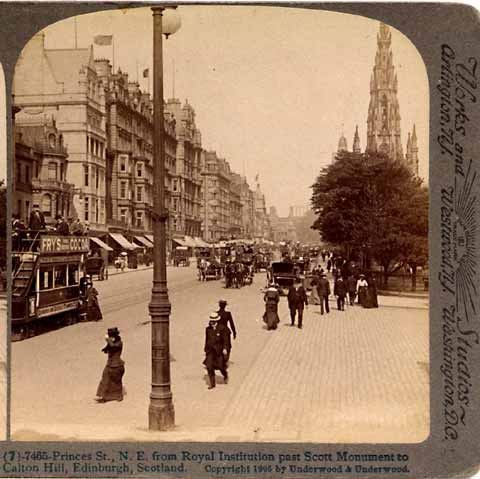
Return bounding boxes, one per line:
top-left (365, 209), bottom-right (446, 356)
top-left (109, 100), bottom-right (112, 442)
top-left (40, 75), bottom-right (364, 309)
top-left (12, 275), bottom-right (429, 443)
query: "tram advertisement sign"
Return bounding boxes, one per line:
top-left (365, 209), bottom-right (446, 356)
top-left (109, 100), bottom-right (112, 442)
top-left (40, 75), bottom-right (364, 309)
top-left (40, 236), bottom-right (90, 254)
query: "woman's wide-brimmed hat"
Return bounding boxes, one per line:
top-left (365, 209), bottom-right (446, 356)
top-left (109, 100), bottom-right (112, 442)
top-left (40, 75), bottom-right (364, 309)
top-left (107, 327), bottom-right (120, 336)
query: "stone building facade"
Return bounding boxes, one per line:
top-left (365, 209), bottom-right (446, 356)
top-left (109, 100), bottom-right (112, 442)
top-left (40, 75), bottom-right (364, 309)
top-left (165, 99), bottom-right (203, 239)
top-left (15, 118), bottom-right (73, 226)
top-left (13, 33), bottom-right (107, 233)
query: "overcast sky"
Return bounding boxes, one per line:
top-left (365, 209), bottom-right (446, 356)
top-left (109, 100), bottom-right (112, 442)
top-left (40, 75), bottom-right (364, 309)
top-left (39, 5), bottom-right (429, 216)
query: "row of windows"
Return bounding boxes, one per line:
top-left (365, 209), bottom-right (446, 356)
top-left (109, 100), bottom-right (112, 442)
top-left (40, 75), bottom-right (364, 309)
top-left (84, 164), bottom-right (104, 190)
top-left (118, 209), bottom-right (145, 228)
top-left (84, 196), bottom-right (105, 224)
top-left (87, 136), bottom-right (105, 159)
top-left (38, 264), bottom-right (79, 291)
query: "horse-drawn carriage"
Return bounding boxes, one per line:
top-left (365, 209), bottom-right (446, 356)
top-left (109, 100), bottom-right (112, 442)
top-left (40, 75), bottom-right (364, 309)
top-left (173, 246), bottom-right (190, 267)
top-left (271, 261), bottom-right (298, 295)
top-left (205, 260), bottom-right (223, 280)
top-left (85, 256), bottom-right (108, 280)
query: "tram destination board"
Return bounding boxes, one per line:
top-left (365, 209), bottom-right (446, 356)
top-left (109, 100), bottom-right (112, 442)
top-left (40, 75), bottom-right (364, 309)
top-left (39, 236), bottom-right (89, 254)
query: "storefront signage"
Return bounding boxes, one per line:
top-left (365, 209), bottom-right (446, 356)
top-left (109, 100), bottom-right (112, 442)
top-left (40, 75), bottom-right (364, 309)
top-left (40, 236), bottom-right (90, 254)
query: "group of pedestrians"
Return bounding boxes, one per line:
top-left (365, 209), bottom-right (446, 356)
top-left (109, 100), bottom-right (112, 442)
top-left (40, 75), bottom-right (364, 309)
top-left (12, 205), bottom-right (89, 251)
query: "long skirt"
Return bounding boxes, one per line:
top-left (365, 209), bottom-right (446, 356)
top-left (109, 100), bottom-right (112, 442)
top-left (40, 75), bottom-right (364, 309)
top-left (358, 287), bottom-right (367, 306)
top-left (87, 299), bottom-right (103, 321)
top-left (309, 287), bottom-right (321, 305)
top-left (263, 304), bottom-right (280, 330)
top-left (97, 363), bottom-right (125, 401)
top-left (364, 287), bottom-right (379, 308)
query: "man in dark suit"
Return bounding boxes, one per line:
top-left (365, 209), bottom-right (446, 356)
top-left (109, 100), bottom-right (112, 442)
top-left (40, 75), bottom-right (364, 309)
top-left (316, 273), bottom-right (331, 315)
top-left (346, 274), bottom-right (357, 306)
top-left (217, 299), bottom-right (236, 362)
top-left (334, 276), bottom-right (347, 311)
top-left (28, 204), bottom-right (46, 232)
top-left (287, 277), bottom-right (308, 329)
top-left (203, 312), bottom-right (229, 389)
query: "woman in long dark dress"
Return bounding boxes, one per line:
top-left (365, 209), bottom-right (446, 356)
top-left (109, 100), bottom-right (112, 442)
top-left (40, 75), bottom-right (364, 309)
top-left (364, 276), bottom-right (379, 308)
top-left (86, 282), bottom-right (103, 321)
top-left (96, 328), bottom-right (125, 402)
top-left (263, 284), bottom-right (280, 330)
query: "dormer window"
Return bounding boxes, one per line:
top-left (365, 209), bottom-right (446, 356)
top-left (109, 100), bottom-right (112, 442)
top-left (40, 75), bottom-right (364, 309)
top-left (48, 134), bottom-right (56, 148)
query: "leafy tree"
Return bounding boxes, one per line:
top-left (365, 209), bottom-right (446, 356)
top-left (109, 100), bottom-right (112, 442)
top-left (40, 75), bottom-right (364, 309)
top-left (311, 152), bottom-right (428, 287)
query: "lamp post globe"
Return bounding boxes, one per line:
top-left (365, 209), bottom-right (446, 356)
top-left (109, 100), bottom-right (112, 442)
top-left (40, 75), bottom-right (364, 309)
top-left (162, 8), bottom-right (181, 38)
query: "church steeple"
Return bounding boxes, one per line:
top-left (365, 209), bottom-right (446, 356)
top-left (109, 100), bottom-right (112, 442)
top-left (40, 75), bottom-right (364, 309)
top-left (366, 22), bottom-right (404, 162)
top-left (405, 125), bottom-right (419, 175)
top-left (353, 125), bottom-right (361, 153)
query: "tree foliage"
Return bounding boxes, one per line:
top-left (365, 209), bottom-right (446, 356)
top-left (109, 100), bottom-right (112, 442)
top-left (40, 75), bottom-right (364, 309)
top-left (311, 152), bottom-right (428, 283)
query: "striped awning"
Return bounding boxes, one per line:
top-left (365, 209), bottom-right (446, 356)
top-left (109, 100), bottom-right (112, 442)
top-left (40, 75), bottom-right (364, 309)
top-left (109, 233), bottom-right (136, 250)
top-left (134, 236), bottom-right (154, 248)
top-left (90, 237), bottom-right (113, 251)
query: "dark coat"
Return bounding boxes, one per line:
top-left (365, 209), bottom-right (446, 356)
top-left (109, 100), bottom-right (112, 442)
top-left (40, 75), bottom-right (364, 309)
top-left (217, 309), bottom-right (236, 338)
top-left (346, 276), bottom-right (357, 293)
top-left (97, 337), bottom-right (124, 401)
top-left (56, 220), bottom-right (70, 235)
top-left (203, 325), bottom-right (228, 371)
top-left (287, 285), bottom-right (308, 310)
top-left (316, 277), bottom-right (331, 297)
top-left (29, 210), bottom-right (46, 231)
top-left (334, 279), bottom-right (347, 298)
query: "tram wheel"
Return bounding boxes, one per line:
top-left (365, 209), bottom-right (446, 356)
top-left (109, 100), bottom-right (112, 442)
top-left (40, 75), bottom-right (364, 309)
top-left (26, 321), bottom-right (38, 338)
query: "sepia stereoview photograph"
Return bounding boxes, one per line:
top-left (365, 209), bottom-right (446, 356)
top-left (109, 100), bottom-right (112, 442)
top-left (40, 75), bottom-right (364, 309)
top-left (0, 62), bottom-right (6, 441)
top-left (9, 5), bottom-right (430, 444)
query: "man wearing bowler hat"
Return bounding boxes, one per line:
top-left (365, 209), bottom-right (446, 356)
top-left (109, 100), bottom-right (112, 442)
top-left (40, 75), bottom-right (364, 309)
top-left (203, 312), bottom-right (229, 389)
top-left (217, 299), bottom-right (236, 362)
top-left (287, 277), bottom-right (308, 329)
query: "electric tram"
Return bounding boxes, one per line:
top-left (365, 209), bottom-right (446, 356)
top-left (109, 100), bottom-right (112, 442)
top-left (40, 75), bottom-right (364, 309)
top-left (12, 234), bottom-right (89, 341)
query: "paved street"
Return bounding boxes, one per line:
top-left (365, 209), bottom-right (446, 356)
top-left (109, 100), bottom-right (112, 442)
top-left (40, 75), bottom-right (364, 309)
top-left (11, 264), bottom-right (429, 443)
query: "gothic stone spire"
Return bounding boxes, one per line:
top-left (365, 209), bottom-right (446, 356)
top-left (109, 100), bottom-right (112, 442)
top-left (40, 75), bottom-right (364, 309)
top-left (353, 125), bottom-right (361, 153)
top-left (366, 22), bottom-right (404, 162)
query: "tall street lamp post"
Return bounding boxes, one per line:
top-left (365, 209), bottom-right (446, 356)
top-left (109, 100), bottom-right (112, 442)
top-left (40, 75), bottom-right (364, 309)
top-left (149, 5), bottom-right (181, 431)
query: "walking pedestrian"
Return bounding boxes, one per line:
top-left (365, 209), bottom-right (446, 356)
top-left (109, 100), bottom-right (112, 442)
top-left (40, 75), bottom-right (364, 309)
top-left (316, 273), bottom-right (331, 315)
top-left (327, 258), bottom-right (332, 272)
top-left (364, 275), bottom-right (379, 308)
top-left (263, 283), bottom-right (280, 330)
top-left (217, 299), bottom-right (236, 362)
top-left (95, 327), bottom-right (125, 403)
top-left (346, 274), bottom-right (357, 306)
top-left (203, 312), bottom-right (229, 389)
top-left (86, 279), bottom-right (103, 321)
top-left (357, 274), bottom-right (368, 306)
top-left (334, 276), bottom-right (347, 311)
top-left (287, 277), bottom-right (308, 329)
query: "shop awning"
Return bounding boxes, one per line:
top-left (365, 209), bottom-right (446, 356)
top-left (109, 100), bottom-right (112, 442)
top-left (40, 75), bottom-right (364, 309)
top-left (194, 237), bottom-right (209, 247)
top-left (109, 233), bottom-right (136, 250)
top-left (172, 237), bottom-right (189, 247)
top-left (90, 237), bottom-right (113, 251)
top-left (145, 234), bottom-right (154, 243)
top-left (184, 236), bottom-right (198, 248)
top-left (134, 236), bottom-right (154, 248)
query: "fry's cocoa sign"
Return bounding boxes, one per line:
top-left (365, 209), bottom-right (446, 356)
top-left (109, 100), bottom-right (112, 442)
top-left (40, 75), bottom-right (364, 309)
top-left (40, 236), bottom-right (90, 253)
